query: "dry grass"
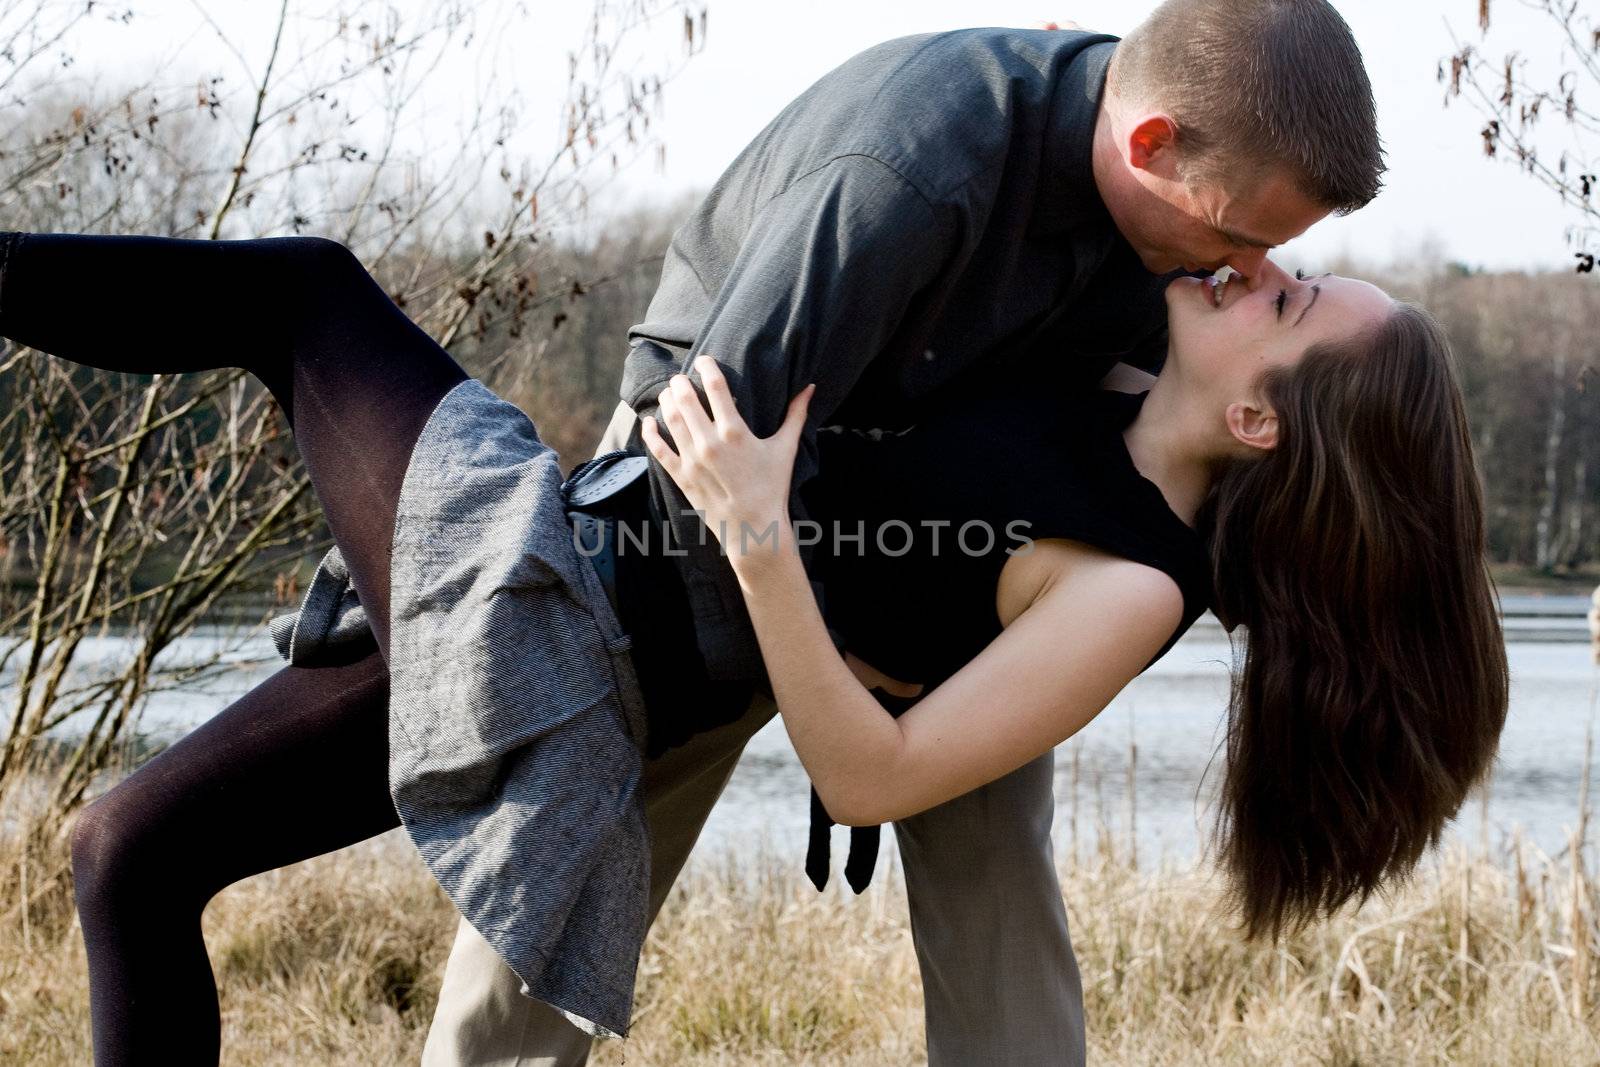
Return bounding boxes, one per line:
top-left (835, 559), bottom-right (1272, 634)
top-left (2, 799), bottom-right (1598, 1065)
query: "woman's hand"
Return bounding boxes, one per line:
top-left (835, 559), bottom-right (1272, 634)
top-left (641, 354), bottom-right (815, 573)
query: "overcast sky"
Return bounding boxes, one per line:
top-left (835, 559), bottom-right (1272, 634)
top-left (55, 1), bottom-right (1591, 274)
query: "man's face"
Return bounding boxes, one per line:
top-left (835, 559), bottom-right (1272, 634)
top-left (1095, 113), bottom-right (1331, 287)
top-left (1123, 164), bottom-right (1329, 282)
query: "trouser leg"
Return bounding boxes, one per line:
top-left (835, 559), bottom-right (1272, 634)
top-left (892, 748), bottom-right (1085, 1066)
top-left (425, 665), bottom-right (1084, 1067)
top-left (422, 690), bottom-right (778, 1066)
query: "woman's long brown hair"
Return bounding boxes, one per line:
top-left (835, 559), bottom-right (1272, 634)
top-left (1199, 302), bottom-right (1510, 940)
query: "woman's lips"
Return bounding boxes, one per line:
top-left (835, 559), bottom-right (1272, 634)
top-left (1207, 273), bottom-right (1232, 308)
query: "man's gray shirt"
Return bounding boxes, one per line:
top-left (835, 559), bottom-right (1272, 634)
top-left (618, 28), bottom-right (1178, 684)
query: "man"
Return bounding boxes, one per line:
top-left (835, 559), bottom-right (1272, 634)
top-left (422, 1), bottom-right (1383, 1062)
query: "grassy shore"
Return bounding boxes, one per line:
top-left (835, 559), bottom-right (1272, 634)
top-left (3, 801), bottom-right (1598, 1066)
top-left (1489, 562), bottom-right (1600, 597)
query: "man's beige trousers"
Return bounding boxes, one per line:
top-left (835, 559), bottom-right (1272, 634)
top-left (419, 401), bottom-right (1086, 1066)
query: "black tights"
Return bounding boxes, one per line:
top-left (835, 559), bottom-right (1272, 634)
top-left (0, 233), bottom-right (469, 1065)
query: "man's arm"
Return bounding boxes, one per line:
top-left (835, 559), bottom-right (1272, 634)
top-left (620, 154), bottom-right (957, 678)
top-left (627, 153), bottom-right (952, 505)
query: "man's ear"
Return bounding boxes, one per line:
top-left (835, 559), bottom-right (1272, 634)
top-left (1224, 399), bottom-right (1279, 453)
top-left (1126, 114), bottom-right (1179, 174)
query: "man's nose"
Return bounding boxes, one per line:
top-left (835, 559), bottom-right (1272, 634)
top-left (1228, 248), bottom-right (1274, 290)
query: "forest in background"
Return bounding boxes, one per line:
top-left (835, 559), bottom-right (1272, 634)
top-left (0, 0), bottom-right (1593, 815)
top-left (0, 4), bottom-right (1596, 1062)
top-left (3, 162), bottom-right (1594, 580)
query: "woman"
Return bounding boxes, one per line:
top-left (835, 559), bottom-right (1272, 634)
top-left (646, 266), bottom-right (1510, 943)
top-left (2, 232), bottom-right (1505, 1062)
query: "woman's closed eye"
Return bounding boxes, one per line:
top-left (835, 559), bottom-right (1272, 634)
top-left (1275, 289), bottom-right (1288, 317)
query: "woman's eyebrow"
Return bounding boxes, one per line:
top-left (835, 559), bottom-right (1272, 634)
top-left (1294, 284), bottom-right (1321, 327)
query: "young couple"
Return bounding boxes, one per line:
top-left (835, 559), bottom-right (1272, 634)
top-left (15, 1), bottom-right (1508, 1063)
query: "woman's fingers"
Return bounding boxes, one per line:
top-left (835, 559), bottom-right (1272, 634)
top-left (658, 375), bottom-right (710, 453)
top-left (693, 355), bottom-right (743, 430)
top-left (670, 373), bottom-right (717, 448)
top-left (640, 411), bottom-right (680, 476)
top-left (644, 363), bottom-right (803, 535)
top-left (655, 381), bottom-right (698, 454)
top-left (782, 383), bottom-right (816, 445)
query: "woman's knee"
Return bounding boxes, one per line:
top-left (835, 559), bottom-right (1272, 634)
top-left (70, 793), bottom-right (136, 907)
top-left (261, 235), bottom-right (370, 296)
top-left (69, 786), bottom-right (187, 911)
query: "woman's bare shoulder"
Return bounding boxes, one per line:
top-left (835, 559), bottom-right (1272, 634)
top-left (996, 536), bottom-right (1184, 631)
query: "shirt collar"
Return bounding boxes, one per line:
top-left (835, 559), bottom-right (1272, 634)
top-left (1034, 37), bottom-right (1120, 239)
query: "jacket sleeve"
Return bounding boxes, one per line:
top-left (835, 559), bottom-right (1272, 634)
top-left (621, 154), bottom-right (956, 679)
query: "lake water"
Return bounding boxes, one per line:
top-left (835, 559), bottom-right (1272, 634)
top-left (710, 630), bottom-right (1600, 873)
top-left (14, 618), bottom-right (1600, 876)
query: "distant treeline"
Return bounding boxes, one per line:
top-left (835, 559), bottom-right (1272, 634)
top-left (6, 205), bottom-right (1592, 575)
top-left (1310, 261), bottom-right (1595, 573)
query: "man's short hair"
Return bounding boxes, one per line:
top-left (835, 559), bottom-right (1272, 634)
top-left (1110, 0), bottom-right (1384, 214)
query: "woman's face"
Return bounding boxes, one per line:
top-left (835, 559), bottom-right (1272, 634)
top-left (1164, 260), bottom-right (1394, 388)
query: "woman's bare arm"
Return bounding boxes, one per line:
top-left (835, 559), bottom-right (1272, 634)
top-left (644, 353), bottom-right (1184, 827)
top-left (732, 534), bottom-right (1183, 826)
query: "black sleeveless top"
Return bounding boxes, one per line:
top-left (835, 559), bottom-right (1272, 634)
top-left (614, 380), bottom-right (1213, 755)
top-left (797, 381), bottom-right (1212, 690)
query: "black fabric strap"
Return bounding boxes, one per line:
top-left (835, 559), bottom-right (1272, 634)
top-left (804, 687), bottom-right (920, 893)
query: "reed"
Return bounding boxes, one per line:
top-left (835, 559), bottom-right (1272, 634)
top-left (1, 779), bottom-right (1597, 1065)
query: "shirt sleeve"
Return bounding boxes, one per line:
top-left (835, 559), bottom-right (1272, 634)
top-left (629, 152), bottom-right (951, 497)
top-left (621, 154), bottom-right (956, 677)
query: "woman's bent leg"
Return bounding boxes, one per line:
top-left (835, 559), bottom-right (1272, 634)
top-left (0, 232), bottom-right (469, 657)
top-left (69, 651), bottom-right (397, 1067)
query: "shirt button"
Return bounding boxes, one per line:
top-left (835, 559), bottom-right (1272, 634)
top-left (922, 348), bottom-right (936, 361)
